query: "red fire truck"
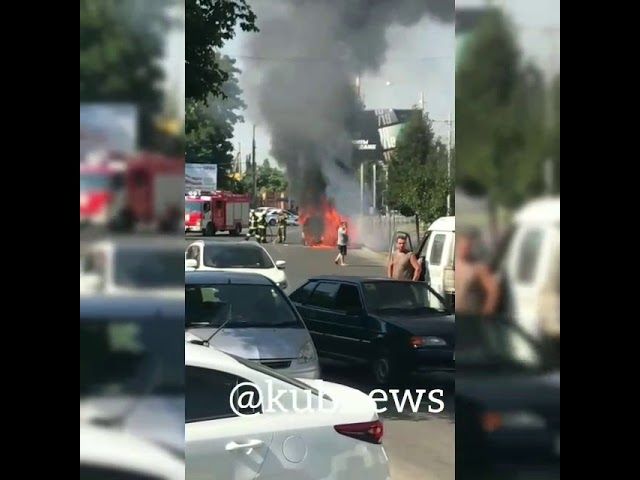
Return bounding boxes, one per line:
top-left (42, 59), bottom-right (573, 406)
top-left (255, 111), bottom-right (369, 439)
top-left (80, 154), bottom-right (127, 226)
top-left (80, 152), bottom-right (184, 232)
top-left (185, 191), bottom-right (250, 236)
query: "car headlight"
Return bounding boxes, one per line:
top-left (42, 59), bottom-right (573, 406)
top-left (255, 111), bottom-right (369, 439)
top-left (297, 340), bottom-right (316, 364)
top-left (482, 411), bottom-right (547, 432)
top-left (409, 336), bottom-right (447, 348)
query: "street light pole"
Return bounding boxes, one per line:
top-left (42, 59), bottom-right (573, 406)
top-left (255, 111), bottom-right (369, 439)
top-left (447, 111), bottom-right (452, 215)
top-left (252, 124), bottom-right (257, 206)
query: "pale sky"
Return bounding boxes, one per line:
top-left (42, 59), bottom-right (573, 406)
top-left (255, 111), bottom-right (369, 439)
top-left (223, 7), bottom-right (455, 169)
top-left (165, 0), bottom-right (559, 167)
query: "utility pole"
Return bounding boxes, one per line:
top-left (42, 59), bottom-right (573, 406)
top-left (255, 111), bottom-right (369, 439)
top-left (360, 163), bottom-right (365, 214)
top-left (252, 124), bottom-right (257, 206)
top-left (372, 162), bottom-right (377, 213)
top-left (447, 111), bottom-right (453, 215)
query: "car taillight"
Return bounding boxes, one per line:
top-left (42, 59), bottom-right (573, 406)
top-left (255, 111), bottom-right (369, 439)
top-left (334, 420), bottom-right (383, 444)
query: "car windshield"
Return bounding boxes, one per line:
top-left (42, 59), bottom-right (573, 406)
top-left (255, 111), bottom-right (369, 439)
top-left (202, 244), bottom-right (274, 269)
top-left (80, 317), bottom-right (184, 397)
top-left (185, 201), bottom-right (203, 213)
top-left (114, 248), bottom-right (186, 288)
top-left (362, 281), bottom-right (447, 314)
top-left (80, 173), bottom-right (111, 192)
top-left (185, 284), bottom-right (302, 328)
top-left (456, 315), bottom-right (557, 372)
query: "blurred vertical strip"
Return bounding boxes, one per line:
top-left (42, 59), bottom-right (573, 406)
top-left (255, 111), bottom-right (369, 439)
top-left (455, 2), bottom-right (559, 478)
top-left (80, 1), bottom-right (185, 478)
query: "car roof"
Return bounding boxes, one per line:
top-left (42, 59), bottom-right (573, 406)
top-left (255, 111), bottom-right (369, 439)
top-left (306, 275), bottom-right (409, 284)
top-left (80, 295), bottom-right (184, 320)
top-left (427, 216), bottom-right (455, 232)
top-left (188, 240), bottom-right (265, 249)
top-left (185, 270), bottom-right (274, 286)
top-left (89, 237), bottom-right (187, 251)
top-left (514, 197), bottom-right (560, 225)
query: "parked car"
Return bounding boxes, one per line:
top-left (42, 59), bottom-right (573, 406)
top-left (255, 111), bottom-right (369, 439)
top-left (185, 270), bottom-right (320, 380)
top-left (80, 295), bottom-right (185, 457)
top-left (456, 314), bottom-right (560, 479)
top-left (81, 423), bottom-right (184, 480)
top-left (185, 241), bottom-right (288, 290)
top-left (80, 238), bottom-right (185, 298)
top-left (185, 342), bottom-right (391, 480)
top-left (495, 197), bottom-right (560, 343)
top-left (265, 208), bottom-right (299, 226)
top-left (289, 276), bottom-right (454, 384)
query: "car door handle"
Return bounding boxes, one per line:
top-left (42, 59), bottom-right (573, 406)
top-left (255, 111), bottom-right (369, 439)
top-left (225, 439), bottom-right (264, 452)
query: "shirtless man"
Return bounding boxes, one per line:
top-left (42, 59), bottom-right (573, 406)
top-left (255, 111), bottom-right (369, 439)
top-left (387, 234), bottom-right (422, 281)
top-left (455, 230), bottom-right (500, 316)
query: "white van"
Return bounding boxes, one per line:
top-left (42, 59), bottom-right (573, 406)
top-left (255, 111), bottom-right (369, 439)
top-left (390, 216), bottom-right (455, 308)
top-left (499, 197), bottom-right (560, 340)
top-left (417, 216), bottom-right (455, 308)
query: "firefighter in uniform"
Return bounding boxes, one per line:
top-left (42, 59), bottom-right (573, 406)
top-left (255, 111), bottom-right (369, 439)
top-left (277, 211), bottom-right (288, 244)
top-left (246, 209), bottom-right (258, 241)
top-left (257, 211), bottom-right (268, 244)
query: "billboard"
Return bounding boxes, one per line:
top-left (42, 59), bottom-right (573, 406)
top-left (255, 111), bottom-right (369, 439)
top-left (185, 163), bottom-right (218, 193)
top-left (353, 109), bottom-right (418, 163)
top-left (80, 103), bottom-right (138, 160)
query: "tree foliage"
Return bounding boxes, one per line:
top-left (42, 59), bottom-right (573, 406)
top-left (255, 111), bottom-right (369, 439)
top-left (456, 10), bottom-right (549, 208)
top-left (387, 113), bottom-right (452, 226)
top-left (186, 0), bottom-right (258, 102)
top-left (240, 160), bottom-right (288, 195)
top-left (186, 55), bottom-right (246, 190)
top-left (80, 0), bottom-right (173, 147)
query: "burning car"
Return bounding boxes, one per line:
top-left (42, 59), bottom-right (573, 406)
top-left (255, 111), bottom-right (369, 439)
top-left (301, 215), bottom-right (325, 246)
top-left (299, 198), bottom-right (348, 247)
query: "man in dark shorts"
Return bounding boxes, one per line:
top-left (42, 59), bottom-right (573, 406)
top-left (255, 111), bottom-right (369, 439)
top-left (334, 221), bottom-right (348, 266)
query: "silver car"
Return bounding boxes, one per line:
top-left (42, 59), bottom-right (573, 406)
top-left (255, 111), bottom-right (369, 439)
top-left (185, 270), bottom-right (320, 379)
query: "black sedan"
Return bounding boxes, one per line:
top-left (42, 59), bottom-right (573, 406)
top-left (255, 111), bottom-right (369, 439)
top-left (289, 275), bottom-right (455, 384)
top-left (456, 314), bottom-right (560, 479)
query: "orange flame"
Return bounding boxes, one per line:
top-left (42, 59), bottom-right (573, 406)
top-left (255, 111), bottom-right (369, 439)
top-left (299, 197), bottom-right (354, 247)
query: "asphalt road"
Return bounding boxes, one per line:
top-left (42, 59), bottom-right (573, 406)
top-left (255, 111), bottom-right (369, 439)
top-left (186, 226), bottom-right (455, 479)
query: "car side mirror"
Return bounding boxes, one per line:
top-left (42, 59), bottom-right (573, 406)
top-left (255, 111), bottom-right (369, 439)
top-left (275, 260), bottom-right (286, 269)
top-left (185, 258), bottom-right (198, 269)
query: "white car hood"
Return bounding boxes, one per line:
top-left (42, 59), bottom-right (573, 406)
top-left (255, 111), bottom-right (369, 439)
top-left (187, 327), bottom-right (308, 360)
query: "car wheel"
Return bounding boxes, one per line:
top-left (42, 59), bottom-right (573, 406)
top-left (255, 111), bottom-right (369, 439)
top-left (372, 355), bottom-right (392, 385)
top-left (372, 352), bottom-right (406, 386)
top-left (269, 218), bottom-right (276, 226)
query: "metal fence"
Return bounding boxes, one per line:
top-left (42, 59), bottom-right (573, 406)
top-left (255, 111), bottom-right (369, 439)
top-left (354, 214), bottom-right (424, 252)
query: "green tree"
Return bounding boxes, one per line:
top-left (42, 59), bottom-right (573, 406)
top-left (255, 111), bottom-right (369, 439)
top-left (241, 160), bottom-right (288, 196)
top-left (186, 55), bottom-right (246, 190)
top-left (456, 10), bottom-right (548, 220)
top-left (547, 74), bottom-right (560, 193)
top-left (387, 113), bottom-right (451, 229)
top-left (80, 0), bottom-right (175, 148)
top-left (186, 0), bottom-right (258, 102)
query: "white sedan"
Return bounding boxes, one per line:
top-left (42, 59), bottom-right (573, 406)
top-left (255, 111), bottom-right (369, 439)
top-left (185, 240), bottom-right (288, 290)
top-left (186, 342), bottom-right (391, 480)
top-left (81, 423), bottom-right (184, 480)
top-left (80, 238), bottom-right (185, 298)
